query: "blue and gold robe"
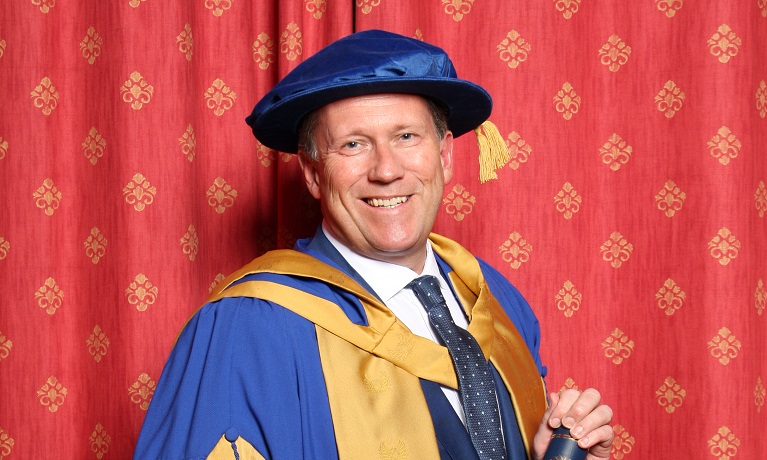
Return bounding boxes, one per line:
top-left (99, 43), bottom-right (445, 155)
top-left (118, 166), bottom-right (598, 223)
top-left (134, 230), bottom-right (547, 459)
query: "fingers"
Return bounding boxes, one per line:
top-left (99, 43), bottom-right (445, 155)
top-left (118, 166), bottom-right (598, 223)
top-left (532, 391), bottom-right (561, 458)
top-left (579, 423), bottom-right (614, 456)
top-left (548, 388), bottom-right (603, 429)
top-left (547, 388), bottom-right (613, 448)
top-left (534, 388), bottom-right (614, 459)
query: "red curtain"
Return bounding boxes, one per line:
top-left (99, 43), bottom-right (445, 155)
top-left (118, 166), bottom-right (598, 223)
top-left (0, 1), bottom-right (764, 459)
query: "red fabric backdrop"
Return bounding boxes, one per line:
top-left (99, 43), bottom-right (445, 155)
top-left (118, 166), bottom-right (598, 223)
top-left (0, 1), bottom-right (764, 459)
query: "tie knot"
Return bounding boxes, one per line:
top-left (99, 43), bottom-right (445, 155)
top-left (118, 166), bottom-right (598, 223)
top-left (407, 275), bottom-right (445, 309)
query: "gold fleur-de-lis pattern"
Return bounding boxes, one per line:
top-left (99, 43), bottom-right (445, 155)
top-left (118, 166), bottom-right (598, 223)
top-left (180, 225), bottom-right (199, 261)
top-left (755, 181), bottom-right (767, 217)
top-left (600, 232), bottom-right (633, 268)
top-left (707, 227), bottom-right (741, 266)
top-left (35, 277), bottom-right (63, 315)
top-left (559, 378), bottom-right (579, 392)
top-left (86, 326), bottom-right (109, 363)
top-left (611, 424), bottom-right (635, 460)
top-left (0, 237), bottom-right (9, 260)
top-left (205, 0), bottom-right (234, 17)
top-left (655, 80), bottom-right (685, 117)
top-left (0, 137), bottom-right (8, 160)
top-left (207, 177), bottom-right (238, 213)
top-left (82, 127), bottom-right (106, 165)
top-left (176, 23), bottom-right (193, 61)
top-left (497, 30), bottom-right (531, 69)
top-left (598, 35), bottom-right (631, 72)
top-left (707, 126), bottom-right (741, 165)
top-left (79, 27), bottom-right (103, 65)
top-left (89, 423), bottom-right (110, 459)
top-left (708, 427), bottom-right (740, 459)
top-left (708, 25), bottom-right (741, 63)
top-left (505, 131), bottom-right (532, 170)
top-left (179, 124), bottom-right (196, 162)
top-left (0, 332), bottom-right (12, 362)
top-left (708, 327), bottom-right (741, 365)
top-left (84, 227), bottom-right (107, 264)
top-left (252, 32), bottom-right (276, 70)
top-left (0, 427), bottom-right (14, 458)
top-left (601, 328), bottom-right (634, 365)
top-left (305, 0), bottom-right (327, 20)
top-left (554, 182), bottom-right (581, 219)
top-left (30, 77), bottom-right (59, 115)
top-left (756, 279), bottom-right (766, 316)
top-left (357, 0), bottom-right (380, 15)
top-left (599, 133), bottom-right (632, 171)
top-left (255, 140), bottom-right (277, 167)
top-left (33, 178), bottom-right (62, 216)
top-left (756, 80), bottom-right (767, 118)
top-left (128, 373), bottom-right (156, 411)
top-left (1, 2), bottom-right (764, 458)
top-left (126, 274), bottom-right (158, 312)
top-left (655, 279), bottom-right (686, 316)
top-left (656, 376), bottom-right (686, 413)
top-left (656, 0), bottom-right (683, 18)
top-left (37, 376), bottom-right (67, 413)
top-left (655, 180), bottom-right (686, 217)
top-left (554, 281), bottom-right (581, 317)
top-left (280, 23), bottom-right (303, 61)
top-left (756, 377), bottom-right (766, 412)
top-left (553, 82), bottom-right (580, 120)
top-left (120, 71), bottom-right (153, 110)
top-left (442, 184), bottom-right (476, 221)
top-left (442, 0), bottom-right (474, 22)
top-left (204, 79), bottom-right (236, 116)
top-left (123, 173), bottom-right (157, 211)
top-left (31, 0), bottom-right (56, 14)
top-left (499, 231), bottom-right (532, 269)
top-left (553, 0), bottom-right (581, 19)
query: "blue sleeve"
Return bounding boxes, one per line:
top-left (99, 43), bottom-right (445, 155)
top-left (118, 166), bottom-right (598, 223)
top-left (478, 259), bottom-right (547, 380)
top-left (133, 297), bottom-right (338, 460)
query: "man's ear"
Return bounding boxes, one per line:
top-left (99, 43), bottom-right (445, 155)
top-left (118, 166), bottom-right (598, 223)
top-left (440, 131), bottom-right (455, 184)
top-left (297, 152), bottom-right (322, 199)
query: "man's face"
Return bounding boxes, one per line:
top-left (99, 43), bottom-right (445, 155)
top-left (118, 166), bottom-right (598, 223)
top-left (299, 93), bottom-right (454, 273)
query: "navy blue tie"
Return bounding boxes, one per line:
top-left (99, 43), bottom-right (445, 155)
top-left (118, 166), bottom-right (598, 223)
top-left (407, 275), bottom-right (506, 460)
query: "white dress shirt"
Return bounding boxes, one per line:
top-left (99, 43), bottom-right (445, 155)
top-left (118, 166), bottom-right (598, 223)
top-left (323, 227), bottom-right (469, 424)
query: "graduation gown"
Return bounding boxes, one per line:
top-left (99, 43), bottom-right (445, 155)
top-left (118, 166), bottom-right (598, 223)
top-left (134, 230), bottom-right (547, 459)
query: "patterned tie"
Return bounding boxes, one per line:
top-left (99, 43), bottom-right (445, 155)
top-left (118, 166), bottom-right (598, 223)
top-left (407, 275), bottom-right (507, 460)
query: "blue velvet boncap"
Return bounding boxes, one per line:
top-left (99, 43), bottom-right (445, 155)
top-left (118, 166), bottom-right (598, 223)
top-left (246, 29), bottom-right (493, 154)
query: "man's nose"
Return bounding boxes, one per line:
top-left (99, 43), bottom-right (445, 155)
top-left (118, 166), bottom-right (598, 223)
top-left (368, 143), bottom-right (405, 182)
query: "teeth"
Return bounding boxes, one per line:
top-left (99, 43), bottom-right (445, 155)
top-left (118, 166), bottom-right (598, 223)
top-left (366, 196), bottom-right (408, 208)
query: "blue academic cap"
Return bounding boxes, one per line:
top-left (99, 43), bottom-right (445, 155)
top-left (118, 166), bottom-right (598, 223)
top-left (246, 29), bottom-right (493, 154)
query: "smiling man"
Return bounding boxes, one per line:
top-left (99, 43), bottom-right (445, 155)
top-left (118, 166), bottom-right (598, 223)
top-left (135, 30), bottom-right (613, 460)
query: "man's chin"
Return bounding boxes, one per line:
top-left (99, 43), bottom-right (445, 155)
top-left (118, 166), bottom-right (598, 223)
top-left (365, 239), bottom-right (429, 270)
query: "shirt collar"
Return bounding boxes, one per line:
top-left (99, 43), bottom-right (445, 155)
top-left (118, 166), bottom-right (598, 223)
top-left (322, 223), bottom-right (445, 302)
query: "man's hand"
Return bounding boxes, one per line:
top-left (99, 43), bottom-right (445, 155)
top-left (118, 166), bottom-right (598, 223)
top-left (532, 388), bottom-right (614, 460)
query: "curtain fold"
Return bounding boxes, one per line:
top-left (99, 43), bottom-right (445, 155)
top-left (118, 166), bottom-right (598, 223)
top-left (0, 1), bottom-right (763, 459)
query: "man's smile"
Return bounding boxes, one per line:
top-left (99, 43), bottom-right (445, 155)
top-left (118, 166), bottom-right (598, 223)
top-left (364, 196), bottom-right (410, 208)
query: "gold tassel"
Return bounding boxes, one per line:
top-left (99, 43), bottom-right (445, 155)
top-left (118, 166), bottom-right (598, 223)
top-left (475, 120), bottom-right (509, 183)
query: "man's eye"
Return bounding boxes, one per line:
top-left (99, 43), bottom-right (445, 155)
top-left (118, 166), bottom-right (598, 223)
top-left (401, 133), bottom-right (413, 140)
top-left (345, 141), bottom-right (359, 149)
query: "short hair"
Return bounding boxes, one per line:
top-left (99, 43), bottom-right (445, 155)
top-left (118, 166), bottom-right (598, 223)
top-left (297, 96), bottom-right (449, 162)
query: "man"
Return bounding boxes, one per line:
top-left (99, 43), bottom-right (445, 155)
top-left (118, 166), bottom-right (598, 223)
top-left (135, 30), bottom-right (613, 459)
